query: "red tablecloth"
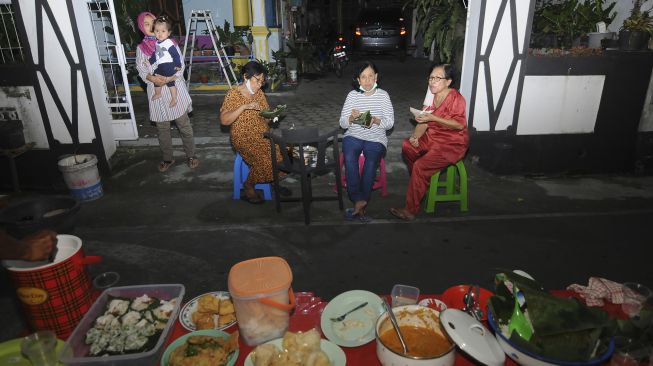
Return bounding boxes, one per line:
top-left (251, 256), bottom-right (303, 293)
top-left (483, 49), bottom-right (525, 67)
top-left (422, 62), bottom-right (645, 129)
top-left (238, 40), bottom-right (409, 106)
top-left (161, 293), bottom-right (523, 366)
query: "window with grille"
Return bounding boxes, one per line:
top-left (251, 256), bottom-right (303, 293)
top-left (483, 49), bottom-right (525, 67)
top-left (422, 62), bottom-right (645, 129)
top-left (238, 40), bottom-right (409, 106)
top-left (0, 3), bottom-right (25, 64)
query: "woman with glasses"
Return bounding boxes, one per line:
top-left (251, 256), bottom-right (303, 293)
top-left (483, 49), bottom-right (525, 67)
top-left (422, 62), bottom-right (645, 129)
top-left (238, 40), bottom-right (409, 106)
top-left (220, 61), bottom-right (285, 204)
top-left (390, 63), bottom-right (469, 221)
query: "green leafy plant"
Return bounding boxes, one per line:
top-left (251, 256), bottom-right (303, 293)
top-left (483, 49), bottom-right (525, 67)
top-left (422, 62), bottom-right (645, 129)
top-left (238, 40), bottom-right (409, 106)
top-left (104, 0), bottom-right (148, 51)
top-left (533, 0), bottom-right (616, 49)
top-left (403, 0), bottom-right (466, 64)
top-left (286, 41), bottom-right (317, 73)
top-left (622, 0), bottom-right (653, 34)
top-left (215, 20), bottom-right (246, 48)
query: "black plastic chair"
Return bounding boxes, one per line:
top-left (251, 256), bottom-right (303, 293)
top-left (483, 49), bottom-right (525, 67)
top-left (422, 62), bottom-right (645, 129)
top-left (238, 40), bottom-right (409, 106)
top-left (267, 127), bottom-right (344, 224)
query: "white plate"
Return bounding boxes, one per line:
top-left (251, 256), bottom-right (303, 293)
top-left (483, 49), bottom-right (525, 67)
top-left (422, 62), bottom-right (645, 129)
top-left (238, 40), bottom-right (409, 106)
top-left (244, 338), bottom-right (346, 366)
top-left (320, 290), bottom-right (385, 347)
top-left (179, 291), bottom-right (237, 331)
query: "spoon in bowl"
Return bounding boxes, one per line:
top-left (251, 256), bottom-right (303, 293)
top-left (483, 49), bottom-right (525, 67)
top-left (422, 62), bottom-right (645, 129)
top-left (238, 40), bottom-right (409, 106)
top-left (383, 299), bottom-right (409, 354)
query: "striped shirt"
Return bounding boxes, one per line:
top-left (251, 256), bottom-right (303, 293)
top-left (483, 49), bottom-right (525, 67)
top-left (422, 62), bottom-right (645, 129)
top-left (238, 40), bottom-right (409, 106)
top-left (136, 45), bottom-right (193, 122)
top-left (339, 88), bottom-right (394, 147)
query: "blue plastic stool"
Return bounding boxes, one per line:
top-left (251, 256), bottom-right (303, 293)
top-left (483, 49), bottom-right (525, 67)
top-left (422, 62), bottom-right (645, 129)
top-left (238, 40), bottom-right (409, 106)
top-left (233, 153), bottom-right (273, 200)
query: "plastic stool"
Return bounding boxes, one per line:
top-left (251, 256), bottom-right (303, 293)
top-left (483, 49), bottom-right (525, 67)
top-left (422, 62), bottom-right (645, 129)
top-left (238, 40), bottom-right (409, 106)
top-left (425, 160), bottom-right (468, 213)
top-left (232, 152), bottom-right (273, 200)
top-left (336, 153), bottom-right (388, 197)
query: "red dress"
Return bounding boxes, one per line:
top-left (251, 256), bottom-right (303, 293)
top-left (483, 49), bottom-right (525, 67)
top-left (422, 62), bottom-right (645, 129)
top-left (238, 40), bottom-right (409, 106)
top-left (402, 89), bottom-right (469, 214)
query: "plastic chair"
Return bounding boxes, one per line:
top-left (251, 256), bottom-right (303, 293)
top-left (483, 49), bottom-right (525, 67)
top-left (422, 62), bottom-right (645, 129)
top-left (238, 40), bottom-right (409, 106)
top-left (336, 153), bottom-right (388, 197)
top-left (267, 127), bottom-right (344, 225)
top-left (232, 152), bottom-right (273, 201)
top-left (425, 160), bottom-right (468, 214)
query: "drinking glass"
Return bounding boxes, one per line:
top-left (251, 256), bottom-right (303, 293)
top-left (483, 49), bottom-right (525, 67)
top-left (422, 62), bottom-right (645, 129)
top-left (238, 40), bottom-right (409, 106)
top-left (622, 282), bottom-right (652, 318)
top-left (21, 330), bottom-right (58, 366)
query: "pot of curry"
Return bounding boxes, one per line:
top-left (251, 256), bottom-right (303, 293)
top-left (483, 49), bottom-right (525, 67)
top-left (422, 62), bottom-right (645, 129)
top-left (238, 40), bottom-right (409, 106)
top-left (375, 305), bottom-right (455, 366)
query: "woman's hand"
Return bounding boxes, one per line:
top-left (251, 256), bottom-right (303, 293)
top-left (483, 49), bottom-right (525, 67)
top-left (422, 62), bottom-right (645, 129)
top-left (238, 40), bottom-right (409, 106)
top-left (349, 109), bottom-right (361, 124)
top-left (150, 74), bottom-right (168, 87)
top-left (415, 113), bottom-right (433, 124)
top-left (244, 102), bottom-right (260, 111)
top-left (408, 136), bottom-right (419, 148)
top-left (372, 116), bottom-right (381, 125)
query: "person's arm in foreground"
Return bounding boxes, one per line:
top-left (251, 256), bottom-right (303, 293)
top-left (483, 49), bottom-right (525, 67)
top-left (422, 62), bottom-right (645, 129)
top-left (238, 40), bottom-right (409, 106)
top-left (0, 229), bottom-right (57, 261)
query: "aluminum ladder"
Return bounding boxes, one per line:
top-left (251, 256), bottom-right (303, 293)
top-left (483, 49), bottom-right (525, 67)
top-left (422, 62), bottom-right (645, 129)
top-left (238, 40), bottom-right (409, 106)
top-left (182, 9), bottom-right (238, 87)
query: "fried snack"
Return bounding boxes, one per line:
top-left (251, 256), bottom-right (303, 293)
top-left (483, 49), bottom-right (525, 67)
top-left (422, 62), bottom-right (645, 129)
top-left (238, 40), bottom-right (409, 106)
top-left (218, 313), bottom-right (236, 327)
top-left (197, 294), bottom-right (221, 313)
top-left (250, 330), bottom-right (331, 366)
top-left (219, 299), bottom-right (235, 315)
top-left (169, 331), bottom-right (239, 366)
top-left (193, 312), bottom-right (215, 330)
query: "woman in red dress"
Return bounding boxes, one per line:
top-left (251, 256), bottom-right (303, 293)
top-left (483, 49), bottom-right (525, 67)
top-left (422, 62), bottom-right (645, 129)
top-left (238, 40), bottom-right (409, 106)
top-left (390, 64), bottom-right (469, 220)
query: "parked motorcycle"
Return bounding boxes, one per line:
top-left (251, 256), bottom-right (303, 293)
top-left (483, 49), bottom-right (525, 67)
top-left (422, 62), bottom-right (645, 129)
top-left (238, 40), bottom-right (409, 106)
top-left (330, 35), bottom-right (349, 77)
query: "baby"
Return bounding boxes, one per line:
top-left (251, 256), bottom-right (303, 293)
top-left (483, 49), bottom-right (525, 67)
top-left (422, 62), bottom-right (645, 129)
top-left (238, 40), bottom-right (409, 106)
top-left (149, 16), bottom-right (180, 107)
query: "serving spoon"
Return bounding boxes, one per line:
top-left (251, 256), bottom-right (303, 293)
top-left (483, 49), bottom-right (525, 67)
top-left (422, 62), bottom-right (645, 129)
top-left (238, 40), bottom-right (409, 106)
top-left (383, 300), bottom-right (409, 354)
top-left (508, 286), bottom-right (533, 341)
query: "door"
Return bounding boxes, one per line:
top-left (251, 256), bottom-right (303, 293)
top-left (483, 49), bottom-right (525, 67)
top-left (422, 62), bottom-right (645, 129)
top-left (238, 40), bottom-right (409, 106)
top-left (86, 0), bottom-right (138, 140)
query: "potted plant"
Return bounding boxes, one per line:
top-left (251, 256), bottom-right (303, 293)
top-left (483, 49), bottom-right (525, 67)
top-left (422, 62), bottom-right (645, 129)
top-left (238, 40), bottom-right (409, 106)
top-left (577, 0), bottom-right (617, 48)
top-left (215, 20), bottom-right (246, 56)
top-left (404, 0), bottom-right (466, 67)
top-left (619, 0), bottom-right (653, 50)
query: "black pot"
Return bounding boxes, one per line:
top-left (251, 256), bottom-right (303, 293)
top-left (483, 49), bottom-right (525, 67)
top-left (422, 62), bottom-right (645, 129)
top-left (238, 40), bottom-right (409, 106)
top-left (619, 29), bottom-right (649, 51)
top-left (0, 120), bottom-right (25, 149)
top-left (0, 196), bottom-right (81, 238)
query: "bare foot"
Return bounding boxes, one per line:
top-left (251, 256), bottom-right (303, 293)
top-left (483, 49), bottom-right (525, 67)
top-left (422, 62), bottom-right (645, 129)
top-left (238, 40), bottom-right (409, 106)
top-left (152, 93), bottom-right (162, 101)
top-left (353, 200), bottom-right (367, 216)
top-left (389, 207), bottom-right (416, 221)
top-left (169, 99), bottom-right (177, 108)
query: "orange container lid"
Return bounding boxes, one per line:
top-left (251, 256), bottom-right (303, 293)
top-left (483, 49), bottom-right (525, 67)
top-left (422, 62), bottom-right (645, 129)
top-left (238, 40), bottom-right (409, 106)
top-left (228, 257), bottom-right (293, 298)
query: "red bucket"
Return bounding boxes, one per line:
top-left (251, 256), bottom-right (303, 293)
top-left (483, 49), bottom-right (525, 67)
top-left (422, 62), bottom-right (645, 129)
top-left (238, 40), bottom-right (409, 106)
top-left (2, 234), bottom-right (101, 338)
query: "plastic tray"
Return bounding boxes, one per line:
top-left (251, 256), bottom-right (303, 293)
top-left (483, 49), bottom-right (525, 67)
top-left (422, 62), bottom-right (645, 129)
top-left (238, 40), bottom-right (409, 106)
top-left (58, 284), bottom-right (185, 365)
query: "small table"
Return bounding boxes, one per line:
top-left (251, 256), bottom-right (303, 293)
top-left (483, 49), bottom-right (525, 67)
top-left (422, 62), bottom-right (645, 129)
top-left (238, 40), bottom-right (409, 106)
top-left (0, 142), bottom-right (35, 192)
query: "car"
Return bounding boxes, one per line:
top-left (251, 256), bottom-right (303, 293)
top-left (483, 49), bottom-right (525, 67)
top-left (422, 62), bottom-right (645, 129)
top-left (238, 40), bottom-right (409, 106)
top-left (352, 7), bottom-right (407, 61)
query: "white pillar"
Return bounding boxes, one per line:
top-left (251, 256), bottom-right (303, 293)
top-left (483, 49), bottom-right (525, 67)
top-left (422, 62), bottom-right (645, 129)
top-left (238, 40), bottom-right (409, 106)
top-left (250, 0), bottom-right (270, 61)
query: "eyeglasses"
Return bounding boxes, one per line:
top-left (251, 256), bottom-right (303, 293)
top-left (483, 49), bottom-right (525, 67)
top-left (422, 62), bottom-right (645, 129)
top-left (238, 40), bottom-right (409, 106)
top-left (252, 75), bottom-right (266, 84)
top-left (428, 75), bottom-right (447, 83)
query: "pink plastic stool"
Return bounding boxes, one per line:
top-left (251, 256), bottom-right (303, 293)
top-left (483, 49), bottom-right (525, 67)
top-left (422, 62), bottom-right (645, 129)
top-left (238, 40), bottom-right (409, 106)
top-left (335, 153), bottom-right (388, 197)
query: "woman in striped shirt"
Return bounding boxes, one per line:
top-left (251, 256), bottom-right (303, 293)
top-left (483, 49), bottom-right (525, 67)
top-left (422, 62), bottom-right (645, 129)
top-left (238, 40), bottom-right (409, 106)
top-left (339, 61), bottom-right (395, 221)
top-left (135, 12), bottom-right (199, 172)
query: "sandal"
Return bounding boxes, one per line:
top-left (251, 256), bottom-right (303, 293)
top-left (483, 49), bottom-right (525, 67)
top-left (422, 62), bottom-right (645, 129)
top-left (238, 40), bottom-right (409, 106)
top-left (187, 156), bottom-right (200, 169)
top-left (389, 207), bottom-right (416, 221)
top-left (344, 208), bottom-right (373, 223)
top-left (158, 160), bottom-right (175, 172)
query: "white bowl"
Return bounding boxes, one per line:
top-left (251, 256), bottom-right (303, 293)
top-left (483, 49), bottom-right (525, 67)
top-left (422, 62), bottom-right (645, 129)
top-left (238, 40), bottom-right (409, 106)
top-left (486, 308), bottom-right (614, 366)
top-left (375, 305), bottom-right (455, 366)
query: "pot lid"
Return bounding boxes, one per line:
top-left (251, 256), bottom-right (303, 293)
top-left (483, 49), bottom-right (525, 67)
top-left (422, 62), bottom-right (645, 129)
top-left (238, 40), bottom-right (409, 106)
top-left (440, 309), bottom-right (505, 366)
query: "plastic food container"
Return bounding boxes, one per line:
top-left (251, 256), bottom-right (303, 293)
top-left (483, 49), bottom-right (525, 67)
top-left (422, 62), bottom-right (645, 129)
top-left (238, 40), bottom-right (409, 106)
top-left (58, 284), bottom-right (185, 365)
top-left (228, 256), bottom-right (295, 346)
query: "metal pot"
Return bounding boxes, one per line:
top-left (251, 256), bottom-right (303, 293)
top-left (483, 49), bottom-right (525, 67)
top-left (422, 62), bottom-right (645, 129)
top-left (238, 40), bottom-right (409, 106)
top-left (0, 196), bottom-right (80, 238)
top-left (375, 305), bottom-right (456, 366)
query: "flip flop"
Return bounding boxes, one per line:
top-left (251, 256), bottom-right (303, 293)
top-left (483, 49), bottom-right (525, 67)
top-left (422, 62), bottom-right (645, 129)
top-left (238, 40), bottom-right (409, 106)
top-left (344, 208), bottom-right (373, 223)
top-left (243, 194), bottom-right (264, 204)
top-left (158, 159), bottom-right (175, 172)
top-left (389, 207), bottom-right (416, 221)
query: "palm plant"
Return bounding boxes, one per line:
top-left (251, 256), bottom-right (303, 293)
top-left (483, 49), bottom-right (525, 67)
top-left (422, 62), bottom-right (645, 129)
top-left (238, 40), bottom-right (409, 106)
top-left (403, 0), bottom-right (466, 64)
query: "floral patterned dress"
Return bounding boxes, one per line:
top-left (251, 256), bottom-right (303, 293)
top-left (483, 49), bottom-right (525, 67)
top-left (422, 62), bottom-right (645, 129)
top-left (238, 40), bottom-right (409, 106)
top-left (221, 88), bottom-right (279, 184)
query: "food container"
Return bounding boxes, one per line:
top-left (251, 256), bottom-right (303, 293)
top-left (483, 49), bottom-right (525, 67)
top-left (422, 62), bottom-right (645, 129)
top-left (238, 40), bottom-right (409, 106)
top-left (58, 284), bottom-right (185, 365)
top-left (228, 256), bottom-right (295, 346)
top-left (1, 234), bottom-right (100, 338)
top-left (375, 305), bottom-right (505, 366)
top-left (486, 307), bottom-right (614, 366)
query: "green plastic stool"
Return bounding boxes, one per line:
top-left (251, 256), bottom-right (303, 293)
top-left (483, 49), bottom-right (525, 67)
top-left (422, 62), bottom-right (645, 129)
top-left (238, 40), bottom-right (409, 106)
top-left (425, 160), bottom-right (468, 214)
